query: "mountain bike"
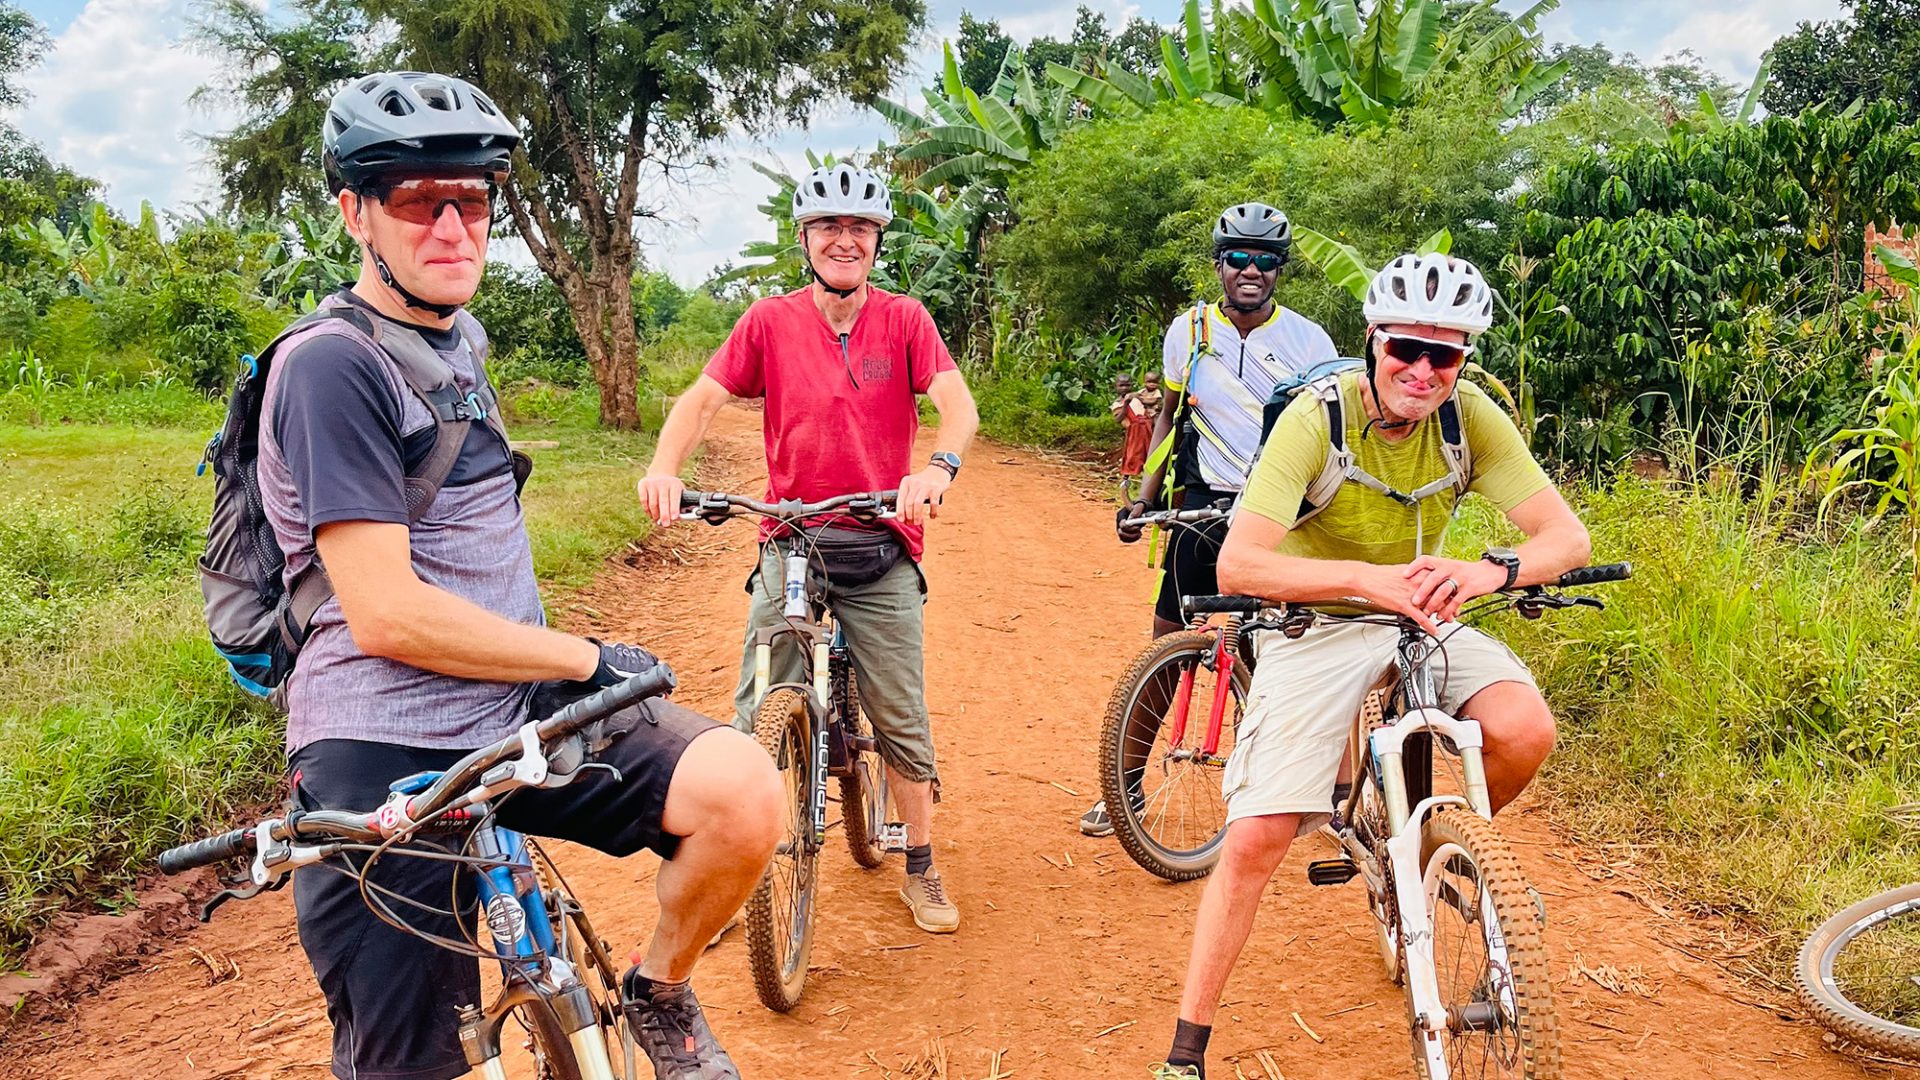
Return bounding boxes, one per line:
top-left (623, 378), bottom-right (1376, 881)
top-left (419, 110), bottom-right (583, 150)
top-left (1100, 501), bottom-right (1244, 880)
top-left (158, 667), bottom-right (678, 1080)
top-left (1798, 884), bottom-right (1920, 1061)
top-left (1190, 562), bottom-right (1630, 1080)
top-left (679, 489), bottom-right (909, 1013)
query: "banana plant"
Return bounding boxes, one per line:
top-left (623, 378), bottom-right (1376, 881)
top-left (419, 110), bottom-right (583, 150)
top-left (1046, 0), bottom-right (1249, 116)
top-left (875, 43), bottom-right (1072, 194)
top-left (1226, 0), bottom-right (1569, 128)
top-left (261, 206), bottom-right (358, 311)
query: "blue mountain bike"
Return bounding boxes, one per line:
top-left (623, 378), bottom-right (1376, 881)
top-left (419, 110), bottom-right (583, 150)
top-left (160, 668), bottom-right (676, 1080)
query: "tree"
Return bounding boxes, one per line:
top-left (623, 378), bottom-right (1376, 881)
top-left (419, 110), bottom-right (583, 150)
top-left (214, 0), bottom-right (925, 429)
top-left (1764, 0), bottom-right (1920, 123)
top-left (0, 0), bottom-right (44, 111)
top-left (0, 3), bottom-right (98, 255)
top-left (955, 12), bottom-right (1013, 98)
top-left (190, 0), bottom-right (381, 218)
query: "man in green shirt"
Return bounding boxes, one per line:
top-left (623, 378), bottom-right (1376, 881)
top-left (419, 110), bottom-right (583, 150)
top-left (1150, 254), bottom-right (1594, 1080)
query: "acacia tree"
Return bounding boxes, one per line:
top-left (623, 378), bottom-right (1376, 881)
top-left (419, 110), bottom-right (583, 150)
top-left (190, 0), bottom-right (381, 218)
top-left (364, 0), bottom-right (923, 428)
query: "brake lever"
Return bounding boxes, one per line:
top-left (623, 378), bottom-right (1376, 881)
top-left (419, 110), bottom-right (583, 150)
top-left (198, 874), bottom-right (288, 923)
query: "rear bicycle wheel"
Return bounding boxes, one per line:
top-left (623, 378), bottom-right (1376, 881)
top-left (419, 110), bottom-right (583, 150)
top-left (1415, 809), bottom-right (1560, 1079)
top-left (745, 688), bottom-right (819, 1012)
top-left (1796, 883), bottom-right (1920, 1061)
top-left (1099, 630), bottom-right (1245, 881)
top-left (838, 672), bottom-right (892, 870)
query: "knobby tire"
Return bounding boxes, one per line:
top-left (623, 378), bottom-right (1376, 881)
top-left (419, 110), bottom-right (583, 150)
top-left (1099, 630), bottom-right (1245, 881)
top-left (745, 688), bottom-right (817, 1012)
top-left (1795, 883), bottom-right (1920, 1062)
top-left (1417, 809), bottom-right (1560, 1080)
top-left (838, 672), bottom-right (890, 870)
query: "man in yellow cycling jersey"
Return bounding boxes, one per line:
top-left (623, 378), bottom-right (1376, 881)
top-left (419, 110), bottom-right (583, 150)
top-left (1150, 254), bottom-right (1593, 1079)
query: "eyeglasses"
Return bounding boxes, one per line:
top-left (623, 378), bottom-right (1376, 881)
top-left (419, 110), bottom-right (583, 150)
top-left (1219, 250), bottom-right (1283, 273)
top-left (1377, 330), bottom-right (1474, 371)
top-left (808, 221), bottom-right (882, 241)
top-left (371, 177), bottom-right (497, 227)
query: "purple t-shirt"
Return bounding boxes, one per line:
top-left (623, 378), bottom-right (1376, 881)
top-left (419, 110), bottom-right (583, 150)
top-left (258, 292), bottom-right (544, 753)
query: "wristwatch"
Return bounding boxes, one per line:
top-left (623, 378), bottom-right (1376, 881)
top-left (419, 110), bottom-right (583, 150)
top-left (930, 452), bottom-right (962, 479)
top-left (1482, 547), bottom-right (1521, 591)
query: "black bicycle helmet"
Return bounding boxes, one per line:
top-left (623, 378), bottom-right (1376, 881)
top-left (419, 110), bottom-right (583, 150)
top-left (1212, 202), bottom-right (1292, 259)
top-left (322, 72), bottom-right (521, 195)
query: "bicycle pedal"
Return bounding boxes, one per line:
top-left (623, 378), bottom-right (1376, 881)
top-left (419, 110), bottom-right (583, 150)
top-left (877, 822), bottom-right (911, 853)
top-left (1306, 858), bottom-right (1359, 886)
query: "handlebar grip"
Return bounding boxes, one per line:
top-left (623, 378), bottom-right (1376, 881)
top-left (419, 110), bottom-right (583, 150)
top-left (679, 491), bottom-right (707, 509)
top-left (871, 489), bottom-right (900, 506)
top-left (1556, 562), bottom-right (1632, 588)
top-left (540, 662), bottom-right (679, 740)
top-left (158, 827), bottom-right (252, 875)
top-left (1184, 595), bottom-right (1267, 614)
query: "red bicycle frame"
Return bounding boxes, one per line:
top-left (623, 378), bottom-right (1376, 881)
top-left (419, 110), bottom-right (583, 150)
top-left (1164, 620), bottom-right (1235, 761)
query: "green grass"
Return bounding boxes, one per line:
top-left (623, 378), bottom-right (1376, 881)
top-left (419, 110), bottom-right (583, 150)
top-left (0, 384), bottom-right (662, 963)
top-left (1451, 476), bottom-right (1920, 979)
top-left (971, 374), bottom-right (1123, 457)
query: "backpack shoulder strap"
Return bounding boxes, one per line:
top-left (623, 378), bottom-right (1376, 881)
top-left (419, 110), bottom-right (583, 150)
top-left (1294, 373), bottom-right (1352, 527)
top-left (1437, 394), bottom-right (1473, 499)
top-left (355, 316), bottom-right (478, 519)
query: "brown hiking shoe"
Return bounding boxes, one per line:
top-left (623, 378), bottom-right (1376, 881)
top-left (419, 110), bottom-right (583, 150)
top-left (900, 868), bottom-right (960, 933)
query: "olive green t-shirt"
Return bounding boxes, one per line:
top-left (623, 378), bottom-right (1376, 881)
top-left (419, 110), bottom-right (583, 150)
top-left (1239, 372), bottom-right (1550, 565)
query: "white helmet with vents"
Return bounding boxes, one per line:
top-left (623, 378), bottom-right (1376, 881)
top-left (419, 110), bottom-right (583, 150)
top-left (791, 163), bottom-right (894, 226)
top-left (1363, 254), bottom-right (1495, 335)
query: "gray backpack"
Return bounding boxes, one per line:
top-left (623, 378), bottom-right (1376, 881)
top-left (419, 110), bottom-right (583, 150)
top-left (196, 296), bottom-right (513, 708)
top-left (1255, 363), bottom-right (1473, 527)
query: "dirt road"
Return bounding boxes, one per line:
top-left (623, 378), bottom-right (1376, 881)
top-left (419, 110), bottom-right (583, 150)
top-left (1, 405), bottom-right (1895, 1079)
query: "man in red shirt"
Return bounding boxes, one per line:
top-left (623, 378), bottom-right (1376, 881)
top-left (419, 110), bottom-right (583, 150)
top-left (638, 163), bottom-right (979, 934)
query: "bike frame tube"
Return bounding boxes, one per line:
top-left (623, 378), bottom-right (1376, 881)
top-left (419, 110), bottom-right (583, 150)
top-left (1166, 658), bottom-right (1199, 748)
top-left (1201, 630), bottom-right (1234, 758)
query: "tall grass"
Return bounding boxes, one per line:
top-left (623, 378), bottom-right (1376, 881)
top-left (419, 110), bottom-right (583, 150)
top-left (0, 395), bottom-right (663, 963)
top-left (1454, 475), bottom-right (1920, 977)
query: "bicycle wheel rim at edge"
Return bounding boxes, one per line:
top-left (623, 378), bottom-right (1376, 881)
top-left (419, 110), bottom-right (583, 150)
top-left (1796, 883), bottom-right (1920, 1061)
top-left (1100, 631), bottom-right (1244, 882)
top-left (745, 688), bottom-right (818, 1012)
top-left (516, 994), bottom-right (587, 1080)
top-left (1418, 809), bottom-right (1560, 1080)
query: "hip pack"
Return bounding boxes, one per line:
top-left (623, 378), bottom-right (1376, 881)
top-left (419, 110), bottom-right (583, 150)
top-left (195, 298), bottom-right (515, 709)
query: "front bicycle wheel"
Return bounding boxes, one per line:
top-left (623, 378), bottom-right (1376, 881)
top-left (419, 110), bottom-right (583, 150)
top-left (838, 672), bottom-right (892, 870)
top-left (510, 992), bottom-right (587, 1080)
top-left (1796, 883), bottom-right (1920, 1061)
top-left (745, 687), bottom-right (819, 1012)
top-left (534, 846), bottom-right (625, 1074)
top-left (1099, 630), bottom-right (1245, 881)
top-left (1414, 809), bottom-right (1559, 1080)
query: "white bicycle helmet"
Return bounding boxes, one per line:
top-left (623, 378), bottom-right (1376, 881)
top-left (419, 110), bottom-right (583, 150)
top-left (791, 163), bottom-right (894, 226)
top-left (1363, 254), bottom-right (1495, 335)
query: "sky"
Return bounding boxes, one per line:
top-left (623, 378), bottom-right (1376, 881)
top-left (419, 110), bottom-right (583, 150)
top-left (6, 0), bottom-right (1848, 285)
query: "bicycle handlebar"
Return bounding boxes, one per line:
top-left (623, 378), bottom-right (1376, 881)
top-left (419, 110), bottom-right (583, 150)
top-left (679, 490), bottom-right (900, 523)
top-left (157, 828), bottom-right (252, 875)
top-left (1181, 562), bottom-right (1633, 620)
top-left (157, 662), bottom-right (678, 876)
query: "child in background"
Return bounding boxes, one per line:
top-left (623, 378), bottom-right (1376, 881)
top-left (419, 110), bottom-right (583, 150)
top-left (1112, 373), bottom-right (1154, 499)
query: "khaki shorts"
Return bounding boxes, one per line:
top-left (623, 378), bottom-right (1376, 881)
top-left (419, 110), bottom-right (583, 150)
top-left (1222, 621), bottom-right (1537, 833)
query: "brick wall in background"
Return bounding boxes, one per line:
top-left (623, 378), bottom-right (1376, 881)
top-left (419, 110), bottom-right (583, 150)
top-left (1866, 222), bottom-right (1918, 301)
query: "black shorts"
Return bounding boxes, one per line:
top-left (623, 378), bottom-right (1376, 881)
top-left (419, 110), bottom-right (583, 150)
top-left (289, 698), bottom-right (720, 1080)
top-left (1154, 483), bottom-right (1236, 625)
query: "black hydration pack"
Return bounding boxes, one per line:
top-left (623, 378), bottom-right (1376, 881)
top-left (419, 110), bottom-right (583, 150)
top-left (195, 296), bottom-right (510, 708)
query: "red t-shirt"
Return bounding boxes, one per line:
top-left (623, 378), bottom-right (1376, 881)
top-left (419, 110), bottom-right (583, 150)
top-left (705, 287), bottom-right (958, 559)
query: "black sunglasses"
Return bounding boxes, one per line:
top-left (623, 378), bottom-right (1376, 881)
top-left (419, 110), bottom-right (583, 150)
top-left (1377, 330), bottom-right (1474, 371)
top-left (1219, 250), bottom-right (1283, 273)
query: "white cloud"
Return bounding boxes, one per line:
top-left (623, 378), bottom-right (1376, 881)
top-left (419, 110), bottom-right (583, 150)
top-left (8, 0), bottom-right (237, 218)
top-left (1655, 1), bottom-right (1837, 78)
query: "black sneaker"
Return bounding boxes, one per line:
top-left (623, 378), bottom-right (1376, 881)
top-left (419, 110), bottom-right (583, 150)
top-left (1080, 800), bottom-right (1115, 837)
top-left (620, 969), bottom-right (741, 1079)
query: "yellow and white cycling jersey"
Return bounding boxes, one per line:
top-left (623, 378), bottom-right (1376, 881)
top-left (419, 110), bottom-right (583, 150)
top-left (1160, 301), bottom-right (1337, 492)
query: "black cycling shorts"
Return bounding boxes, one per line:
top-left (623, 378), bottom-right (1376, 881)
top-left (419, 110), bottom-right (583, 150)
top-left (289, 698), bottom-right (720, 1080)
top-left (1154, 483), bottom-right (1236, 625)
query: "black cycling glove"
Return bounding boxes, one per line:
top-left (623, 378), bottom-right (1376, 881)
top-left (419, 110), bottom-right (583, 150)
top-left (587, 639), bottom-right (661, 688)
